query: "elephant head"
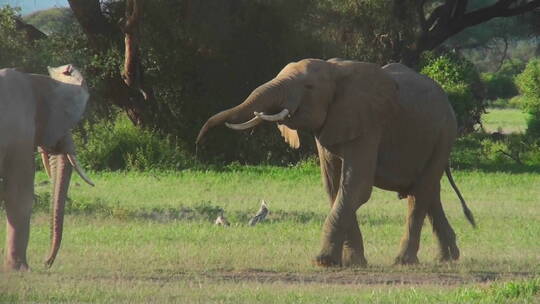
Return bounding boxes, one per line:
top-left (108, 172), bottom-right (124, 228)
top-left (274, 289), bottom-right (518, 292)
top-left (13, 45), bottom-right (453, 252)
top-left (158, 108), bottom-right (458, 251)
top-left (196, 58), bottom-right (399, 148)
top-left (33, 64), bottom-right (94, 267)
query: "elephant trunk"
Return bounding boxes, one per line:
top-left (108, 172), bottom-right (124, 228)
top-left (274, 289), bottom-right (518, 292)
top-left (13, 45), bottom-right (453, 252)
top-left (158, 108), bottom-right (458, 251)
top-left (44, 153), bottom-right (72, 268)
top-left (42, 133), bottom-right (93, 268)
top-left (196, 79), bottom-right (287, 145)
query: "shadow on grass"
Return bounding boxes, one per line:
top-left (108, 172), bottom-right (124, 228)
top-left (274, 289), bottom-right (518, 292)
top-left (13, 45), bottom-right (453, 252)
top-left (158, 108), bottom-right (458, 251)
top-left (26, 194), bottom-right (400, 226)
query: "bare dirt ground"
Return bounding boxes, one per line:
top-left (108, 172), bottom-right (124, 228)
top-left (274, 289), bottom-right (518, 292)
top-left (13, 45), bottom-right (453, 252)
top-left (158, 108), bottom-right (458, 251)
top-left (141, 270), bottom-right (538, 286)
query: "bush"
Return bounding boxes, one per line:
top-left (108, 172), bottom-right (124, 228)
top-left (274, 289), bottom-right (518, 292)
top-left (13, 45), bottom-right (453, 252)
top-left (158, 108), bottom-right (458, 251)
top-left (0, 7), bottom-right (43, 70)
top-left (516, 58), bottom-right (540, 137)
top-left (73, 114), bottom-right (197, 171)
top-left (452, 132), bottom-right (540, 171)
top-left (482, 72), bottom-right (518, 100)
top-left (508, 96), bottom-right (525, 109)
top-left (482, 59), bottom-right (525, 101)
top-left (420, 52), bottom-right (486, 134)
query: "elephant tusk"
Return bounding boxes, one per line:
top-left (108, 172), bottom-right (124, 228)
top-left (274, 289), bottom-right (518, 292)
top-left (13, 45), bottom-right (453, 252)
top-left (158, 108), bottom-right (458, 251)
top-left (66, 154), bottom-right (95, 187)
top-left (254, 109), bottom-right (289, 122)
top-left (225, 116), bottom-right (262, 130)
top-left (40, 150), bottom-right (52, 178)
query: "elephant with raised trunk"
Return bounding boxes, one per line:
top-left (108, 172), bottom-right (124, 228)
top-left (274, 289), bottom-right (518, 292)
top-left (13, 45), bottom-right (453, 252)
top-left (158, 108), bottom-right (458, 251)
top-left (197, 58), bottom-right (475, 267)
top-left (0, 65), bottom-right (94, 271)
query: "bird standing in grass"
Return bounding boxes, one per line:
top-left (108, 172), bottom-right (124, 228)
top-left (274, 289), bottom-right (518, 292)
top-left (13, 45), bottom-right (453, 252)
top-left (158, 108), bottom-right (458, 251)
top-left (249, 200), bottom-right (269, 226)
top-left (215, 211), bottom-right (230, 226)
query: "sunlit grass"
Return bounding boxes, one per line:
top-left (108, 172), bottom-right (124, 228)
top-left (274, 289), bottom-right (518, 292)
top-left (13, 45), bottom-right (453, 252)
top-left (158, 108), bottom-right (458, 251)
top-left (1, 166), bottom-right (539, 302)
top-left (482, 108), bottom-right (528, 133)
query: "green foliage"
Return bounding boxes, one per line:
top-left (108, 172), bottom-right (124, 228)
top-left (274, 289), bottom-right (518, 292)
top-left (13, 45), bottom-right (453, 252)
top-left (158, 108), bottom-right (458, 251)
top-left (78, 0), bottom-right (326, 165)
top-left (312, 0), bottom-right (418, 64)
top-left (0, 7), bottom-right (41, 70)
top-left (516, 58), bottom-right (540, 137)
top-left (508, 95), bottom-right (526, 109)
top-left (487, 98), bottom-right (511, 108)
top-left (482, 59), bottom-right (525, 102)
top-left (448, 1), bottom-right (539, 74)
top-left (73, 114), bottom-right (197, 171)
top-left (516, 58), bottom-right (540, 105)
top-left (451, 132), bottom-right (540, 171)
top-left (420, 52), bottom-right (486, 133)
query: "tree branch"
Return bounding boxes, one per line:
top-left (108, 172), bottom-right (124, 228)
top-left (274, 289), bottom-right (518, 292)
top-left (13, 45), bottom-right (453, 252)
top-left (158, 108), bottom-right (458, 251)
top-left (420, 0), bottom-right (540, 51)
top-left (417, 0), bottom-right (428, 31)
top-left (122, 0), bottom-right (140, 88)
top-left (454, 0), bottom-right (468, 18)
top-left (67, 0), bottom-right (116, 49)
top-left (495, 36), bottom-right (509, 72)
top-left (67, 0), bottom-right (149, 125)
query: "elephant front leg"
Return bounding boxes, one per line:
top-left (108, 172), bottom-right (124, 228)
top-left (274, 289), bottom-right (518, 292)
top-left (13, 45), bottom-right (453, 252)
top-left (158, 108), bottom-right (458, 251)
top-left (3, 153), bottom-right (35, 271)
top-left (342, 215), bottom-right (367, 267)
top-left (314, 137), bottom-right (377, 267)
top-left (315, 202), bottom-right (355, 267)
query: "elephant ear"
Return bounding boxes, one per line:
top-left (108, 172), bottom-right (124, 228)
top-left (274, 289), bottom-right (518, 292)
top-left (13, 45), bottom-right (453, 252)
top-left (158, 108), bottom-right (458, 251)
top-left (277, 124), bottom-right (300, 149)
top-left (317, 62), bottom-right (399, 147)
top-left (32, 67), bottom-right (89, 148)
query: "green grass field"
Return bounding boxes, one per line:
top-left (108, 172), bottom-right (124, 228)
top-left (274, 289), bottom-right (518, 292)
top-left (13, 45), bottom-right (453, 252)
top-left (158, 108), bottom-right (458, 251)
top-left (482, 108), bottom-right (529, 134)
top-left (2, 166), bottom-right (540, 303)
top-left (1, 109), bottom-right (539, 303)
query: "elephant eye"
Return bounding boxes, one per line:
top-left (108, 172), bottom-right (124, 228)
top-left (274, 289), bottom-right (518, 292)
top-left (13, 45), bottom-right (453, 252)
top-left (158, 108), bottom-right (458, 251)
top-left (305, 84), bottom-right (314, 90)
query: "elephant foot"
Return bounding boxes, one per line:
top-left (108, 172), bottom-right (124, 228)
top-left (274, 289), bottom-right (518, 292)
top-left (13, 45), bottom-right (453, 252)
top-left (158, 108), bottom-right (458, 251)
top-left (437, 243), bottom-right (460, 262)
top-left (342, 248), bottom-right (367, 267)
top-left (4, 260), bottom-right (30, 272)
top-left (314, 253), bottom-right (342, 267)
top-left (394, 253), bottom-right (419, 265)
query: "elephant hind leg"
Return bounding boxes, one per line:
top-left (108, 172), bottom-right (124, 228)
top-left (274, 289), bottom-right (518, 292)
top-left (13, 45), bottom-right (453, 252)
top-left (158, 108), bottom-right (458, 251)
top-left (427, 185), bottom-right (459, 261)
top-left (394, 193), bottom-right (427, 265)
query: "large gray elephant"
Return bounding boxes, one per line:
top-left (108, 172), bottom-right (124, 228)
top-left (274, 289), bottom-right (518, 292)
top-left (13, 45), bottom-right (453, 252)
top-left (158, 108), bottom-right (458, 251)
top-left (0, 64), bottom-right (94, 271)
top-left (197, 58), bottom-right (475, 267)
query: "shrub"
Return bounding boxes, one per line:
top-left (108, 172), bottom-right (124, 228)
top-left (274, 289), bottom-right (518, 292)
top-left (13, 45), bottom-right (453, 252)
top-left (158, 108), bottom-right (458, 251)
top-left (508, 96), bottom-right (525, 109)
top-left (482, 72), bottom-right (518, 100)
top-left (516, 58), bottom-right (540, 137)
top-left (73, 114), bottom-right (198, 171)
top-left (482, 59), bottom-right (525, 102)
top-left (420, 52), bottom-right (486, 134)
top-left (0, 7), bottom-right (42, 70)
top-left (452, 132), bottom-right (540, 171)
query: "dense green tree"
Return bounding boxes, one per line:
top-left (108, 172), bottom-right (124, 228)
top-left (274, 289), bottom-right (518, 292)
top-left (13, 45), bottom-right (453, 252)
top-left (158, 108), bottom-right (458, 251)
top-left (516, 58), bottom-right (540, 136)
top-left (0, 7), bottom-right (46, 70)
top-left (420, 52), bottom-right (486, 133)
top-left (3, 1), bottom-right (540, 165)
top-left (61, 0), bottom-right (326, 163)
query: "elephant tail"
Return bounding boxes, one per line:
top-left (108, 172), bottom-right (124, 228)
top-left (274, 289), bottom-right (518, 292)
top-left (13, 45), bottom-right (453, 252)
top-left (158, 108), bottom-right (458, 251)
top-left (445, 166), bottom-right (476, 228)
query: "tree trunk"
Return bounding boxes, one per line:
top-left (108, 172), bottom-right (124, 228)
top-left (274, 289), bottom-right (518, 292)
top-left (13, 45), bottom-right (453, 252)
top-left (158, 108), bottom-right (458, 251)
top-left (67, 0), bottom-right (150, 126)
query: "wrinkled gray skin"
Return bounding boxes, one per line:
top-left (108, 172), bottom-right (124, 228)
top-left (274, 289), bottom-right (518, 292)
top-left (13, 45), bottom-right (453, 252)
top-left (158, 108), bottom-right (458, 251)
top-left (197, 59), bottom-right (475, 267)
top-left (0, 65), bottom-right (93, 271)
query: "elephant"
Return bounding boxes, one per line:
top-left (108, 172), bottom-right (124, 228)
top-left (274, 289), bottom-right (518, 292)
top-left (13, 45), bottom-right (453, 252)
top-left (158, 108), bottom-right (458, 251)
top-left (196, 58), bottom-right (475, 267)
top-left (0, 64), bottom-right (94, 271)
